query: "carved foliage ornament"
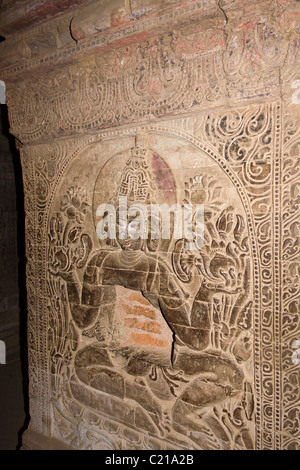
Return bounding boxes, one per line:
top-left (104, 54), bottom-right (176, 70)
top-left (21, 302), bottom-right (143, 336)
top-left (4, 1), bottom-right (300, 144)
top-left (20, 101), bottom-right (298, 450)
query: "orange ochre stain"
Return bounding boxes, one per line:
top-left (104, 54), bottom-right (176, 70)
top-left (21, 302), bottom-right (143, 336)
top-left (126, 291), bottom-right (153, 306)
top-left (129, 332), bottom-right (168, 349)
top-left (122, 303), bottom-right (157, 320)
top-left (124, 317), bottom-right (162, 334)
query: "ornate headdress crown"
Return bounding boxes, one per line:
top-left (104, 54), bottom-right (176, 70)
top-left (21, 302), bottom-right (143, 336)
top-left (112, 134), bottom-right (158, 205)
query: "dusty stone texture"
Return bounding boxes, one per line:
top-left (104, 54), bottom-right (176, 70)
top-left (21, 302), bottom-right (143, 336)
top-left (0, 108), bottom-right (19, 364)
top-left (0, 0), bottom-right (299, 451)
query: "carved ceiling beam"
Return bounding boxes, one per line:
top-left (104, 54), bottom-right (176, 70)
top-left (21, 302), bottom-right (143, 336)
top-left (0, 0), bottom-right (298, 146)
top-left (0, 0), bottom-right (223, 69)
top-left (0, 0), bottom-right (97, 37)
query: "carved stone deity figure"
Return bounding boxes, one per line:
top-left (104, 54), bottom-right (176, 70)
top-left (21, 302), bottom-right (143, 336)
top-left (49, 135), bottom-right (254, 449)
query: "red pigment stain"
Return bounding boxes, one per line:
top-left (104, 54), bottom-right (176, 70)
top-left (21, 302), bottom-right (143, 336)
top-left (126, 291), bottom-right (153, 306)
top-left (124, 317), bottom-right (162, 334)
top-left (122, 303), bottom-right (157, 320)
top-left (151, 153), bottom-right (176, 204)
top-left (113, 31), bottom-right (150, 49)
top-left (130, 332), bottom-right (168, 348)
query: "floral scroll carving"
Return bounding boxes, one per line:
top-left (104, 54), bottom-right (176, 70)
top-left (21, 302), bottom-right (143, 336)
top-left (223, 0), bottom-right (300, 100)
top-left (2, 0), bottom-right (299, 453)
top-left (281, 117), bottom-right (300, 450)
top-left (19, 98), bottom-right (299, 450)
top-left (201, 103), bottom-right (283, 449)
top-left (43, 131), bottom-right (257, 450)
top-left (7, 30), bottom-right (225, 144)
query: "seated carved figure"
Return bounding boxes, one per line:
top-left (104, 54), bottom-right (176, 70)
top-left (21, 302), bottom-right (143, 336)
top-left (49, 141), bottom-right (254, 449)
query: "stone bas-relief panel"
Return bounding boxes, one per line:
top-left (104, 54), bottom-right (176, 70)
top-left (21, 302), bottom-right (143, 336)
top-left (19, 101), bottom-right (298, 450)
top-left (47, 133), bottom-right (255, 450)
top-left (1, 0), bottom-right (298, 452)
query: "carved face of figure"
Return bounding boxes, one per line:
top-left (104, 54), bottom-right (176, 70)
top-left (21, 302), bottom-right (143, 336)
top-left (116, 209), bottom-right (146, 252)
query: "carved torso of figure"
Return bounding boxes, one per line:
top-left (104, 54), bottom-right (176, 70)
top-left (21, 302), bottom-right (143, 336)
top-left (101, 250), bottom-right (158, 293)
top-left (76, 242), bottom-right (213, 356)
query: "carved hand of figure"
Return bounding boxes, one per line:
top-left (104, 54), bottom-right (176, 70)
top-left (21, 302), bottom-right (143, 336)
top-left (49, 185), bottom-right (92, 279)
top-left (172, 205), bottom-right (252, 357)
top-left (49, 213), bottom-right (92, 281)
top-left (173, 208), bottom-right (249, 291)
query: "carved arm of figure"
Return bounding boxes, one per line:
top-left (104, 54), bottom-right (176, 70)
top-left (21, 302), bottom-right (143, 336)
top-left (147, 260), bottom-right (212, 352)
top-left (65, 252), bottom-right (111, 329)
top-left (50, 233), bottom-right (110, 330)
top-left (155, 265), bottom-right (244, 354)
top-left (48, 187), bottom-right (115, 331)
top-left (168, 209), bottom-right (252, 354)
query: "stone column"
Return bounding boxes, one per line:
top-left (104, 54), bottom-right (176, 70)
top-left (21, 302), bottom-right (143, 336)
top-left (0, 0), bottom-right (299, 450)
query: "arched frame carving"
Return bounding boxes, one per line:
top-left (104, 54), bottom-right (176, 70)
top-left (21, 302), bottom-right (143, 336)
top-left (19, 100), bottom-right (293, 450)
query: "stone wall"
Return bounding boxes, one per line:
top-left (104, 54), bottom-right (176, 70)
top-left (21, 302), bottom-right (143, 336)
top-left (0, 0), bottom-right (299, 450)
top-left (0, 107), bottom-right (20, 363)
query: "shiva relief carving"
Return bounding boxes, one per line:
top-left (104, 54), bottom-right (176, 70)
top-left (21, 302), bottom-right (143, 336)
top-left (47, 132), bottom-right (255, 450)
